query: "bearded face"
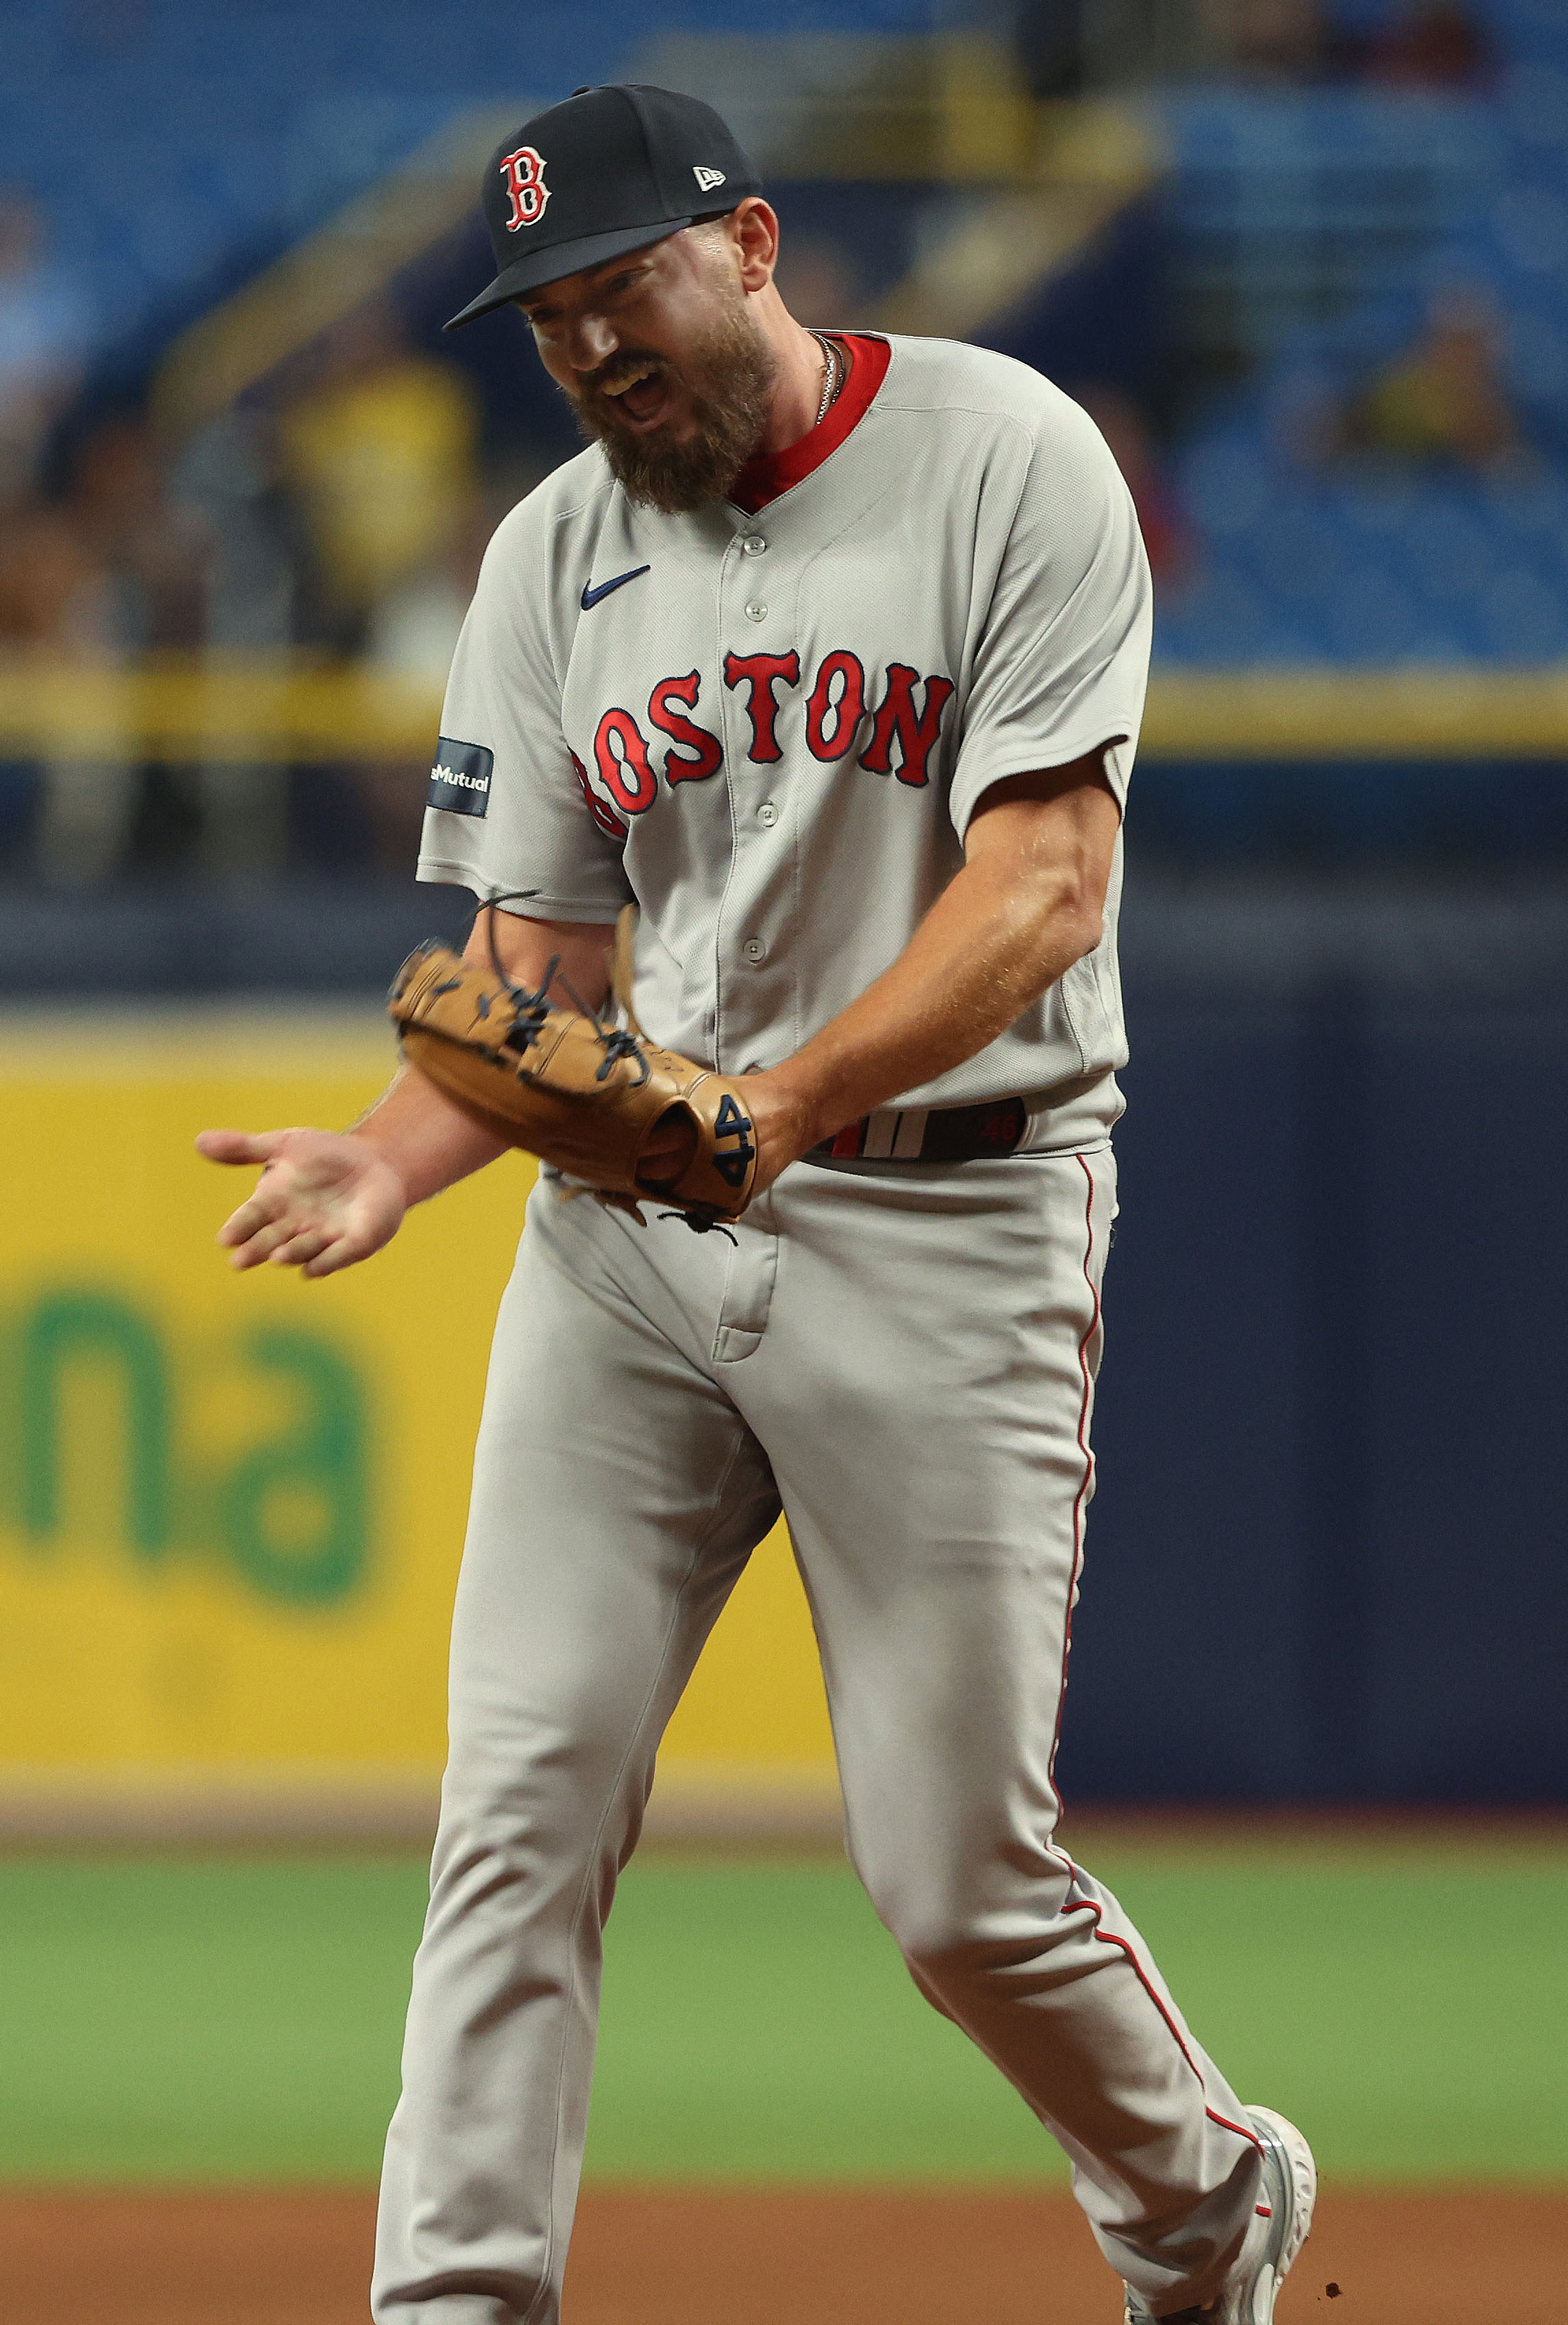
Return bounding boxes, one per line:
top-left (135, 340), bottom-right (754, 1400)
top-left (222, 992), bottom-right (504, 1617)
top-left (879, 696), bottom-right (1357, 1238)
top-left (559, 269), bottom-right (780, 515)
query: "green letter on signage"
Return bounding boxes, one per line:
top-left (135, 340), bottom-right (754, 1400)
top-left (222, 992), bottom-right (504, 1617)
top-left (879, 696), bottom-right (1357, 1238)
top-left (21, 1292), bottom-right (170, 1554)
top-left (220, 1328), bottom-right (368, 1606)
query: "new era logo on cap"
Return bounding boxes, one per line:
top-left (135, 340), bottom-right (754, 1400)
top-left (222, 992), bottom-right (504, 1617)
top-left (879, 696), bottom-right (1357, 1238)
top-left (693, 165), bottom-right (726, 192)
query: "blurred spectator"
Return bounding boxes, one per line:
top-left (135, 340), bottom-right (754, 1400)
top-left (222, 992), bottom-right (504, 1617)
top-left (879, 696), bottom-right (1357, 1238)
top-left (0, 414), bottom-right (214, 883)
top-left (771, 233), bottom-right (864, 333)
top-left (1339, 287), bottom-right (1521, 469)
top-left (359, 491), bottom-right (498, 865)
top-left (1077, 385), bottom-right (1194, 585)
top-left (171, 409), bottom-right (305, 875)
top-left (70, 413), bottom-right (209, 650)
top-left (1201, 0), bottom-right (1327, 79)
top-left (366, 492), bottom-right (492, 692)
top-left (276, 298), bottom-right (480, 651)
top-left (1360, 1), bottom-right (1490, 88)
top-left (173, 409), bottom-right (300, 654)
top-left (1013, 0), bottom-right (1085, 101)
top-left (0, 500), bottom-right (111, 654)
top-left (0, 495), bottom-right (131, 884)
top-left (0, 192), bottom-right (87, 503)
top-left (64, 414), bottom-right (211, 879)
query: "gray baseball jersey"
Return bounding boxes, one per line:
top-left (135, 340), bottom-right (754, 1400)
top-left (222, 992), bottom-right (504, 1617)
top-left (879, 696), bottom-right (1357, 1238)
top-left (376, 333), bottom-right (1285, 2325)
top-left (417, 333), bottom-right (1151, 1146)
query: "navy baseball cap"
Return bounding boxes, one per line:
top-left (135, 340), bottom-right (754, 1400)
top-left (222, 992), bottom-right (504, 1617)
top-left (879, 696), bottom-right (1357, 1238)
top-left (444, 84), bottom-right (762, 329)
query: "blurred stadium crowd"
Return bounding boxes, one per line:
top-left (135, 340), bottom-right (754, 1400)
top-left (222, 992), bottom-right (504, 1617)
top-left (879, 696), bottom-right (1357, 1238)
top-left (0, 272), bottom-right (511, 877)
top-left (0, 0), bottom-right (1563, 887)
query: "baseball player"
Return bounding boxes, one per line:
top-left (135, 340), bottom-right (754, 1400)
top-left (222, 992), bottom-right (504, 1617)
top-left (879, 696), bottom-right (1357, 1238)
top-left (200, 85), bottom-right (1314, 2325)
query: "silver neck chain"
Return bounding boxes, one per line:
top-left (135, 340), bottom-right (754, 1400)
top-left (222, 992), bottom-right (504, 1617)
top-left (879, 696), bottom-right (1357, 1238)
top-left (810, 331), bottom-right (843, 426)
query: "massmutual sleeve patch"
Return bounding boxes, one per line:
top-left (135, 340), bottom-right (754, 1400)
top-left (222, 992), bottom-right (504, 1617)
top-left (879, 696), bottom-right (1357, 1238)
top-left (427, 738), bottom-right (494, 818)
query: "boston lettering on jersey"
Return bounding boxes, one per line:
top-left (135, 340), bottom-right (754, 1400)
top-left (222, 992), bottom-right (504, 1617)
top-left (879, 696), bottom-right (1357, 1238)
top-left (573, 651), bottom-right (955, 827)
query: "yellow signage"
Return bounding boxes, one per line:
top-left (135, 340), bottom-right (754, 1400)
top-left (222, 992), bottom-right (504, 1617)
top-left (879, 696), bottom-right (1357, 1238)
top-left (0, 1012), bottom-right (832, 1795)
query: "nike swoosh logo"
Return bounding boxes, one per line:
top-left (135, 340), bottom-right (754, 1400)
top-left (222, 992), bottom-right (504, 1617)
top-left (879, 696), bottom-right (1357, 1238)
top-left (580, 564), bottom-right (651, 610)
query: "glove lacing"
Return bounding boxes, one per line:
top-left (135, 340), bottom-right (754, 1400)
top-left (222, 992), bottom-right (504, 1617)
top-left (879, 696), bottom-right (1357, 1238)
top-left (477, 890), bottom-right (728, 1234)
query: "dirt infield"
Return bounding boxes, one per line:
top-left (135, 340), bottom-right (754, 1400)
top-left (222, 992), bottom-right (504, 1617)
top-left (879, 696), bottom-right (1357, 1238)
top-left (2, 2183), bottom-right (1560, 2324)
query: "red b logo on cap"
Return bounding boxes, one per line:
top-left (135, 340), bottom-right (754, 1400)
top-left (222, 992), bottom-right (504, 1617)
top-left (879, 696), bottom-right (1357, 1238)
top-left (498, 146), bottom-right (550, 231)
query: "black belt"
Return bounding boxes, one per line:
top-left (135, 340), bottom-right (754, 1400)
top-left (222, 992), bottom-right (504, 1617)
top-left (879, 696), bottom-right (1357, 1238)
top-left (806, 1094), bottom-right (1028, 1167)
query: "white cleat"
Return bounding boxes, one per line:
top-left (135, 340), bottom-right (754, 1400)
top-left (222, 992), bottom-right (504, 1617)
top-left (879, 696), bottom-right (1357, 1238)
top-left (1122, 2106), bottom-right (1316, 2324)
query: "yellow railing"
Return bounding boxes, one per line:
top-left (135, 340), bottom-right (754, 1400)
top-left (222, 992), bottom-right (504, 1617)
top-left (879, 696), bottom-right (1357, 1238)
top-left (1141, 667), bottom-right (1568, 760)
top-left (3, 656), bottom-right (1568, 762)
top-left (0, 657), bottom-right (441, 761)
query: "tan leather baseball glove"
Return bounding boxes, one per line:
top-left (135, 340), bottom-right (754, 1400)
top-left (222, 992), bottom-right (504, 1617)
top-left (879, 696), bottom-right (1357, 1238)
top-left (387, 940), bottom-right (758, 1231)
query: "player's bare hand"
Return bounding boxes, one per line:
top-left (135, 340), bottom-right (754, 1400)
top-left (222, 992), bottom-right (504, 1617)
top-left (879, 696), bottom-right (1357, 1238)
top-left (196, 1127), bottom-right (408, 1278)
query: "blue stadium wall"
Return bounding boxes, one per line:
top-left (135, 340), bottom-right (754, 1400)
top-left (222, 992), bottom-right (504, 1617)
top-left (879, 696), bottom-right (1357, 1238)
top-left (5, 860), bottom-right (1563, 1806)
top-left (1058, 871), bottom-right (1568, 1806)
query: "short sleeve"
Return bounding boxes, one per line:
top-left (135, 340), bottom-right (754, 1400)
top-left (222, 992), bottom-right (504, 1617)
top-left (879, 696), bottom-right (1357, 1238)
top-left (949, 395), bottom-right (1152, 839)
top-left (415, 500), bottom-right (634, 921)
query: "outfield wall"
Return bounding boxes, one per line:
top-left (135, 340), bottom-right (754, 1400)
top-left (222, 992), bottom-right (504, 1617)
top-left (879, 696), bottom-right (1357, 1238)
top-left (3, 877), bottom-right (1566, 1832)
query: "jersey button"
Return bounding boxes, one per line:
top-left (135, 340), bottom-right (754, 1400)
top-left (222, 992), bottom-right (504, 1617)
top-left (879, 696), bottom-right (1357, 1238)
top-left (744, 600), bottom-right (768, 623)
top-left (743, 938), bottom-right (766, 963)
top-left (756, 801), bottom-right (779, 827)
top-left (741, 534), bottom-right (767, 554)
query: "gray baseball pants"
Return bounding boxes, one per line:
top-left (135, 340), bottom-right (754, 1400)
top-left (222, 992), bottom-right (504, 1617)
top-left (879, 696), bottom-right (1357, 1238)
top-left (372, 1147), bottom-right (1267, 2323)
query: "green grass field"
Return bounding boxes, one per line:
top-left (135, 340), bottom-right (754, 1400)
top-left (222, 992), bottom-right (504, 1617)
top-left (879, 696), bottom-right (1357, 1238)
top-left (1, 1837), bottom-right (1563, 2186)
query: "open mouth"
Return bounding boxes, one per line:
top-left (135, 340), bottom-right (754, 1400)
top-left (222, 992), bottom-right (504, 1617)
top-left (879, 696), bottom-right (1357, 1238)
top-left (599, 361), bottom-right (674, 429)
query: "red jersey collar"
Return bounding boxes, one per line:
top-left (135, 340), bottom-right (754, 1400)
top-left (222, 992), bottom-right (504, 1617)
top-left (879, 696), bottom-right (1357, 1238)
top-left (727, 333), bottom-right (891, 515)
